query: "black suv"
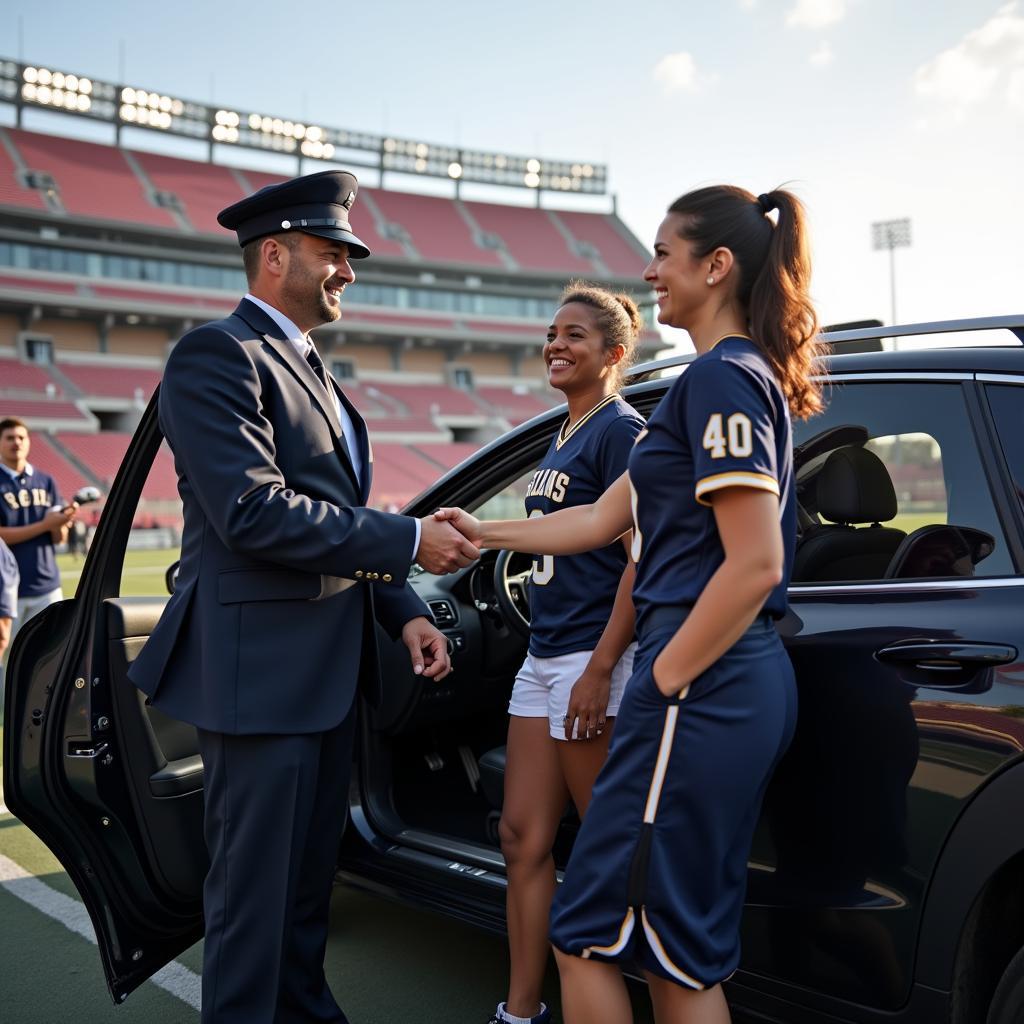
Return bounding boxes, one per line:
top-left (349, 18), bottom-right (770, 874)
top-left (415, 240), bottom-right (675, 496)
top-left (6, 316), bottom-right (1024, 1024)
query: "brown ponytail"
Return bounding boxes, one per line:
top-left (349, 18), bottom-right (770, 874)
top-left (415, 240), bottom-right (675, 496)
top-left (667, 186), bottom-right (826, 419)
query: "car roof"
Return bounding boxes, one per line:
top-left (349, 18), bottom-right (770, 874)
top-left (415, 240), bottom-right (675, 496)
top-left (823, 345), bottom-right (1024, 375)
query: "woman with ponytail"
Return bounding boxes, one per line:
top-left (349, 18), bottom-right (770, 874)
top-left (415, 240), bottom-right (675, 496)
top-left (437, 185), bottom-right (823, 1023)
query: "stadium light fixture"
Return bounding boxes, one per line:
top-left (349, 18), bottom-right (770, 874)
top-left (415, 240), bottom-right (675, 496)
top-left (871, 218), bottom-right (912, 328)
top-left (2, 55), bottom-right (609, 196)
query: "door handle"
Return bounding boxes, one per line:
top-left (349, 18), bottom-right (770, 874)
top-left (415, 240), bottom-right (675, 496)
top-left (875, 640), bottom-right (1017, 687)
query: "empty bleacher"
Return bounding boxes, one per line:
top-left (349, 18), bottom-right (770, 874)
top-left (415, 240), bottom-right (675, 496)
top-left (0, 357), bottom-right (61, 395)
top-left (412, 442), bottom-right (481, 472)
top-left (0, 398), bottom-right (91, 426)
top-left (464, 201), bottom-right (593, 274)
top-left (58, 432), bottom-right (179, 500)
top-left (20, 432), bottom-right (90, 500)
top-left (552, 210), bottom-right (648, 277)
top-left (0, 131), bottom-right (48, 212)
top-left (368, 382), bottom-right (482, 417)
top-left (10, 129), bottom-right (178, 230)
top-left (130, 149), bottom-right (246, 235)
top-left (59, 363), bottom-right (162, 401)
top-left (372, 190), bottom-right (502, 266)
top-left (475, 386), bottom-right (556, 421)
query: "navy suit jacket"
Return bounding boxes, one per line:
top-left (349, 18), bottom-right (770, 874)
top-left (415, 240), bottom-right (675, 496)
top-left (128, 299), bottom-right (428, 734)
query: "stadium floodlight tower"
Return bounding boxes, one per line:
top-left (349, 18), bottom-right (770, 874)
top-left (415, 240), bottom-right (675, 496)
top-left (871, 217), bottom-right (912, 330)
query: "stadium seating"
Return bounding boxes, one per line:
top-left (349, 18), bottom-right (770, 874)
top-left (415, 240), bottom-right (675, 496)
top-left (552, 210), bottom-right (648, 277)
top-left (0, 358), bottom-right (61, 395)
top-left (130, 149), bottom-right (247, 235)
top-left (368, 382), bottom-right (482, 417)
top-left (9, 129), bottom-right (178, 230)
top-left (368, 443), bottom-right (446, 507)
top-left (20, 432), bottom-right (90, 500)
top-left (59, 363), bottom-right (162, 401)
top-left (411, 442), bottom-right (481, 472)
top-left (58, 432), bottom-right (179, 500)
top-left (475, 386), bottom-right (556, 419)
top-left (0, 130), bottom-right (49, 211)
top-left (372, 190), bottom-right (503, 267)
top-left (463, 201), bottom-right (593, 274)
top-left (0, 399), bottom-right (90, 425)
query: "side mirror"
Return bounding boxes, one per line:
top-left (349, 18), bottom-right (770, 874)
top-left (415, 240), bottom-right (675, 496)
top-left (165, 561), bottom-right (180, 595)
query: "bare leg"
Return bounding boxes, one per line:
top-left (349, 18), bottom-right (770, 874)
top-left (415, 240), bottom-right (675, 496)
top-left (554, 948), bottom-right (633, 1024)
top-left (501, 716), bottom-right (570, 1018)
top-left (557, 719), bottom-right (614, 819)
top-left (646, 973), bottom-right (731, 1024)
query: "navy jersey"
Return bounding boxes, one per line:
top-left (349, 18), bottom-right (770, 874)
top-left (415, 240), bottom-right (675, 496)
top-left (526, 395), bottom-right (645, 658)
top-left (0, 464), bottom-right (63, 598)
top-left (628, 336), bottom-right (794, 634)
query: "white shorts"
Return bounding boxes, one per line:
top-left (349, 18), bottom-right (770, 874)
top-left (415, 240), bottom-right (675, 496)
top-left (509, 644), bottom-right (637, 741)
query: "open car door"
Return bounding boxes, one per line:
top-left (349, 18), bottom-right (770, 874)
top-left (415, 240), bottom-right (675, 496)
top-left (3, 394), bottom-right (206, 1003)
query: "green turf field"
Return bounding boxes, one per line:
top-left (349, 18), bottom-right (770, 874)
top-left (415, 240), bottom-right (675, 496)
top-left (59, 548), bottom-right (181, 599)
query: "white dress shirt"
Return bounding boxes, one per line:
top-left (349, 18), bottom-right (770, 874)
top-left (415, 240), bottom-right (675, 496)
top-left (243, 294), bottom-right (421, 560)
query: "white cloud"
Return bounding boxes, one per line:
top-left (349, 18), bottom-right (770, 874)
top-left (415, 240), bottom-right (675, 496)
top-left (653, 52), bottom-right (702, 94)
top-left (739, 0), bottom-right (758, 9)
top-left (786, 0), bottom-right (847, 30)
top-left (914, 1), bottom-right (1024, 112)
top-left (809, 41), bottom-right (834, 67)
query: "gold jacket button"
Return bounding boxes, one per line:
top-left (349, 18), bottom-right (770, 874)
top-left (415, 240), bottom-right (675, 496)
top-left (382, 573), bottom-right (392, 582)
top-left (355, 570), bottom-right (364, 578)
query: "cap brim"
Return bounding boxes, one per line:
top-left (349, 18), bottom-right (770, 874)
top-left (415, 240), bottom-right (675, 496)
top-left (300, 226), bottom-right (371, 259)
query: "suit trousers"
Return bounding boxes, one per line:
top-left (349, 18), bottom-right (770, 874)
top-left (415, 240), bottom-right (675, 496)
top-left (197, 712), bottom-right (357, 1024)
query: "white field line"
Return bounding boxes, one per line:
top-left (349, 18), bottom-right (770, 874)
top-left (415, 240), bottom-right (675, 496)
top-left (62, 564), bottom-right (170, 582)
top-left (0, 852), bottom-right (201, 1011)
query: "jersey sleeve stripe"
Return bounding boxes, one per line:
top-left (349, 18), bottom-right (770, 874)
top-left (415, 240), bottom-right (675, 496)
top-left (694, 471), bottom-right (780, 506)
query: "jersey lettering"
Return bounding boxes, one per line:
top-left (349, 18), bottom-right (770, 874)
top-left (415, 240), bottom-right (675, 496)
top-left (525, 469), bottom-right (570, 504)
top-left (529, 509), bottom-right (555, 585)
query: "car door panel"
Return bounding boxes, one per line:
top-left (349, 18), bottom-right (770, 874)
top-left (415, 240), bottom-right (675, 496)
top-left (737, 376), bottom-right (1024, 1012)
top-left (4, 398), bottom-right (205, 1002)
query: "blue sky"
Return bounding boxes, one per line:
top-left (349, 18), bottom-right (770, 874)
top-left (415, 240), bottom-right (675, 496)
top-left (3, 0), bottom-right (1022, 348)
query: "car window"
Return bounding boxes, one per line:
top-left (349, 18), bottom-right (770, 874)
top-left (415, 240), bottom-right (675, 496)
top-left (986, 384), bottom-right (1024, 521)
top-left (792, 380), bottom-right (1014, 583)
top-left (470, 467), bottom-right (536, 521)
top-left (118, 439), bottom-right (181, 596)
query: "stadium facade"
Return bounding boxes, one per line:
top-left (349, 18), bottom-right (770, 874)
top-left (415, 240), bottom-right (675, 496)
top-left (0, 57), bottom-right (662, 524)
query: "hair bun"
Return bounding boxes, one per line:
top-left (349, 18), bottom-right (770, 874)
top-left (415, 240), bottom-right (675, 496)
top-left (757, 193), bottom-right (777, 215)
top-left (613, 293), bottom-right (643, 337)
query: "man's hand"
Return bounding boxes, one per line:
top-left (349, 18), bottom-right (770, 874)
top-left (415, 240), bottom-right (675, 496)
top-left (416, 516), bottom-right (479, 574)
top-left (564, 666), bottom-right (613, 740)
top-left (46, 503), bottom-right (77, 543)
top-left (401, 616), bottom-right (452, 680)
top-left (432, 507), bottom-right (482, 546)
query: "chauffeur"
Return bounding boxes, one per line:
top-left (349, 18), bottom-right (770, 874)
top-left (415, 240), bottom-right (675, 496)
top-left (127, 170), bottom-right (479, 1024)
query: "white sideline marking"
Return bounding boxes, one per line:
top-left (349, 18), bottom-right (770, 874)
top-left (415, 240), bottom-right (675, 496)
top-left (0, 852), bottom-right (201, 1011)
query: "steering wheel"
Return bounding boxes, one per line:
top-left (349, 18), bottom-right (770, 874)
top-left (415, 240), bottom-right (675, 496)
top-left (493, 549), bottom-right (533, 640)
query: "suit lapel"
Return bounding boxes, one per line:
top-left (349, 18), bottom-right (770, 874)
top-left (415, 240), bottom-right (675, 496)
top-left (332, 381), bottom-right (372, 503)
top-left (233, 300), bottom-right (360, 490)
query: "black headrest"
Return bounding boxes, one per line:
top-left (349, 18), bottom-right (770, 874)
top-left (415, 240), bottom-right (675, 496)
top-left (817, 447), bottom-right (897, 525)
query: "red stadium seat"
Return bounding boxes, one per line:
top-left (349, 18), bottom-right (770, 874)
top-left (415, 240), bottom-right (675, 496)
top-left (371, 190), bottom-right (503, 266)
top-left (21, 433), bottom-right (90, 500)
top-left (10, 129), bottom-right (178, 229)
top-left (0, 129), bottom-right (49, 212)
top-left (59, 363), bottom-right (162, 401)
top-left (463, 201), bottom-right (592, 274)
top-left (129, 150), bottom-right (247, 236)
top-left (0, 358), bottom-right (63, 395)
top-left (552, 210), bottom-right (649, 277)
top-left (368, 382), bottom-right (482, 417)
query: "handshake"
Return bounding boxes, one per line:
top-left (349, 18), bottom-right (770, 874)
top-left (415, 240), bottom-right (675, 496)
top-left (415, 508), bottom-right (484, 575)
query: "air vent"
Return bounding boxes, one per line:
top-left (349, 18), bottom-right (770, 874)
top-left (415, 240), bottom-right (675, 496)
top-left (152, 189), bottom-right (183, 212)
top-left (21, 169), bottom-right (57, 192)
top-left (428, 599), bottom-right (457, 628)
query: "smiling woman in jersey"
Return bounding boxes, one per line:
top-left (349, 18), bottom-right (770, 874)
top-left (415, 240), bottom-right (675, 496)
top-left (488, 283), bottom-right (645, 1024)
top-left (438, 186), bottom-right (824, 1024)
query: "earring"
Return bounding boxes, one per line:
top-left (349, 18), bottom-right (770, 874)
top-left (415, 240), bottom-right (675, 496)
top-left (706, 276), bottom-right (715, 286)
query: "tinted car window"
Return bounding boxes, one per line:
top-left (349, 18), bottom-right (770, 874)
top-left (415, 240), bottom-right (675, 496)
top-left (792, 380), bottom-right (1014, 581)
top-left (986, 384), bottom-right (1024, 520)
